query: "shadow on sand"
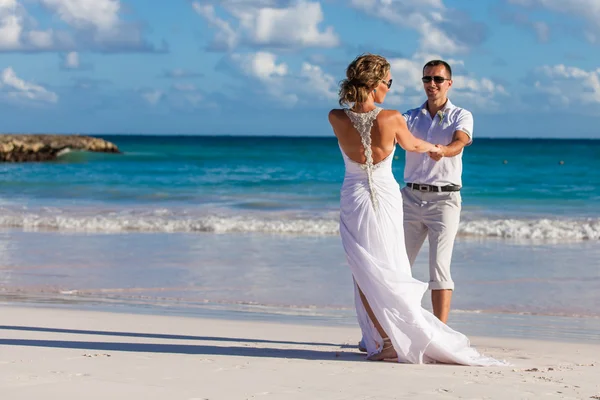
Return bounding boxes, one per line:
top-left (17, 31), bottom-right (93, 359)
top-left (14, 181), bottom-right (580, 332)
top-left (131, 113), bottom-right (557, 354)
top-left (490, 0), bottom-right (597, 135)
top-left (0, 325), bottom-right (364, 362)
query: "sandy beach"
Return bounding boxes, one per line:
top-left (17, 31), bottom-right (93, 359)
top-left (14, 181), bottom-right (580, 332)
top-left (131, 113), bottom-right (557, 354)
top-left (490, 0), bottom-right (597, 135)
top-left (0, 306), bottom-right (598, 399)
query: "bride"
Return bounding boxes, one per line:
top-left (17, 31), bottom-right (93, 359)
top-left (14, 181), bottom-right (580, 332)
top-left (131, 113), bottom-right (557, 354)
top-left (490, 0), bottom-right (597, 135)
top-left (328, 54), bottom-right (505, 365)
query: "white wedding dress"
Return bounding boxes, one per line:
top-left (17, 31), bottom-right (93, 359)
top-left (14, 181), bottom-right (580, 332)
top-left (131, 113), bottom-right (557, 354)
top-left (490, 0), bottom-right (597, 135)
top-left (339, 107), bottom-right (505, 365)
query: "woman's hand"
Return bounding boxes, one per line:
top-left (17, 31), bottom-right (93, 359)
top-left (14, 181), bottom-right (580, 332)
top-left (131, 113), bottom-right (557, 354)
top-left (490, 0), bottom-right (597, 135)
top-left (428, 144), bottom-right (444, 161)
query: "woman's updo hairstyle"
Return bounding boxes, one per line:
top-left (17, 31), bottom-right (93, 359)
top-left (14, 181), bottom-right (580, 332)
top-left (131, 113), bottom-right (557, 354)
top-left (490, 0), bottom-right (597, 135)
top-left (338, 53), bottom-right (390, 106)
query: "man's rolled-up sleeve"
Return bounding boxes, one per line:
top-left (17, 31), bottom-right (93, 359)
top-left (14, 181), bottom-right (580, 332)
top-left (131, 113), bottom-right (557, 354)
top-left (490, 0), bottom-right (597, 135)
top-left (455, 110), bottom-right (474, 145)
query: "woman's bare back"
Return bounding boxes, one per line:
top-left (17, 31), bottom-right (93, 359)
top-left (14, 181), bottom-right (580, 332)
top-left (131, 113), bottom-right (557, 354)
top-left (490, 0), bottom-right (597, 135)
top-left (329, 109), bottom-right (401, 165)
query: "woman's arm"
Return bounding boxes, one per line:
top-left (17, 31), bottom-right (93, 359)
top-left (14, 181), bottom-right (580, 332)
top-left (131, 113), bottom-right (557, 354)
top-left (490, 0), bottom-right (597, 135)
top-left (391, 112), bottom-right (440, 154)
top-left (328, 109), bottom-right (342, 139)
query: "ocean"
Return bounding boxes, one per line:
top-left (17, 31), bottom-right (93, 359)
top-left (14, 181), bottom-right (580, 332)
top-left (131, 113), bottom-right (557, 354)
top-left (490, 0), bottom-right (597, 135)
top-left (1, 136), bottom-right (599, 342)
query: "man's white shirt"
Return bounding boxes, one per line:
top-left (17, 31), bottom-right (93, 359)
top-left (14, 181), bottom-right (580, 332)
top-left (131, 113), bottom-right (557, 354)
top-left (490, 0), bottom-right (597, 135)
top-left (402, 99), bottom-right (473, 187)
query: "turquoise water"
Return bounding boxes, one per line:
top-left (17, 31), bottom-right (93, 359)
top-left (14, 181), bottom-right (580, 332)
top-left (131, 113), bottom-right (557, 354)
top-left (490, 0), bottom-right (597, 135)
top-left (0, 136), bottom-right (598, 239)
top-left (0, 230), bottom-right (598, 342)
top-left (0, 135), bottom-right (599, 342)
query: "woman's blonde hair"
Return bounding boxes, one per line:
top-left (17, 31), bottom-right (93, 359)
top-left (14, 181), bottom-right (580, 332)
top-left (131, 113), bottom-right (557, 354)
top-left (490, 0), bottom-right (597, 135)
top-left (338, 53), bottom-right (390, 106)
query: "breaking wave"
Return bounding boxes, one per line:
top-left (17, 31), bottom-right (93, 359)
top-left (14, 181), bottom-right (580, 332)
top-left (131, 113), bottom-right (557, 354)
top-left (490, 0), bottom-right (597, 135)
top-left (0, 208), bottom-right (598, 240)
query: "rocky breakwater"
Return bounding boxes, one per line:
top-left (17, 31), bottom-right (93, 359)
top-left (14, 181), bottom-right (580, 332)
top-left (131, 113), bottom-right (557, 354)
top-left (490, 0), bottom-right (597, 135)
top-left (0, 134), bottom-right (121, 162)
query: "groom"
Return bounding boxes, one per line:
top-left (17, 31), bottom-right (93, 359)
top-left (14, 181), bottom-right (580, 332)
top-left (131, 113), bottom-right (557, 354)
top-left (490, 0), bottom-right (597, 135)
top-left (401, 60), bottom-right (473, 324)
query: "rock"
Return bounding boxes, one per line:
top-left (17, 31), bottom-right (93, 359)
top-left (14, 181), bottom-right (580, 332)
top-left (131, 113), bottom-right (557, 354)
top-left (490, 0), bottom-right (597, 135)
top-left (0, 143), bottom-right (14, 153)
top-left (0, 134), bottom-right (121, 162)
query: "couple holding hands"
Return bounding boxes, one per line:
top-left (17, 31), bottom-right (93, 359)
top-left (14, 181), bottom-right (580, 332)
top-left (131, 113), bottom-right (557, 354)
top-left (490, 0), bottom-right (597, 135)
top-left (329, 54), bottom-right (504, 366)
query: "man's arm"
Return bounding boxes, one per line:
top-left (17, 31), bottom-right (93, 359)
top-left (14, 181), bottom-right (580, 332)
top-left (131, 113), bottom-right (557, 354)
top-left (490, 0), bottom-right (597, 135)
top-left (390, 111), bottom-right (439, 154)
top-left (429, 110), bottom-right (473, 161)
top-left (434, 130), bottom-right (471, 158)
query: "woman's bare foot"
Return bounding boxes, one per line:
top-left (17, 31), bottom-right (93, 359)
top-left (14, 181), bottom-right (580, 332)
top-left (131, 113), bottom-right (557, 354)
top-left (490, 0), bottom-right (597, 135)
top-left (366, 339), bottom-right (397, 361)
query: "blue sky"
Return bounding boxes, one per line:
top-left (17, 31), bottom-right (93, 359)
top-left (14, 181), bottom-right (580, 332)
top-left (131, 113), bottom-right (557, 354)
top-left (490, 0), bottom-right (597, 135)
top-left (0, 0), bottom-right (599, 138)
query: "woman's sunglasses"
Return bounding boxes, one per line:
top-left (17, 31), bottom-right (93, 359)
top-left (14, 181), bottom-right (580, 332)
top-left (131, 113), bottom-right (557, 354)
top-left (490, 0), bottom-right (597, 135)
top-left (422, 76), bottom-right (450, 84)
top-left (382, 78), bottom-right (393, 89)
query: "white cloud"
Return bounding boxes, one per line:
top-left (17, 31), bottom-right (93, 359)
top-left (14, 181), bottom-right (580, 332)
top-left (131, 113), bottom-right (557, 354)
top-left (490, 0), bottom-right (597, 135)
top-left (232, 51), bottom-right (288, 80)
top-left (193, 3), bottom-right (238, 50)
top-left (0, 0), bottom-right (158, 53)
top-left (71, 77), bottom-right (109, 90)
top-left (59, 51), bottom-right (93, 70)
top-left (348, 0), bottom-right (485, 55)
top-left (183, 93), bottom-right (203, 106)
top-left (451, 76), bottom-right (508, 110)
top-left (299, 62), bottom-right (337, 101)
top-left (0, 67), bottom-right (58, 104)
top-left (419, 24), bottom-right (466, 55)
top-left (389, 57), bottom-right (422, 92)
top-left (138, 83), bottom-right (211, 110)
top-left (169, 89), bottom-right (206, 109)
top-left (507, 0), bottom-right (600, 19)
top-left (230, 51), bottom-right (298, 104)
top-left (226, 51), bottom-right (296, 105)
top-left (172, 83), bottom-right (197, 92)
top-left (507, 0), bottom-right (600, 44)
top-left (193, 0), bottom-right (339, 51)
top-left (141, 89), bottom-right (163, 106)
top-left (0, 0), bottom-right (27, 50)
top-left (27, 30), bottom-right (55, 48)
top-left (532, 21), bottom-right (550, 42)
top-left (39, 0), bottom-right (120, 31)
top-left (216, 52), bottom-right (351, 108)
top-left (533, 65), bottom-right (600, 111)
top-left (161, 68), bottom-right (204, 79)
top-left (62, 51), bottom-right (79, 69)
top-left (498, 9), bottom-right (552, 43)
top-left (244, 1), bottom-right (338, 47)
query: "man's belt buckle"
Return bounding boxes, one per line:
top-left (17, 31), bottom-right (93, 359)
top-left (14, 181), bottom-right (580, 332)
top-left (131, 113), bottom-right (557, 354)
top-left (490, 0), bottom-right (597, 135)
top-left (418, 184), bottom-right (431, 192)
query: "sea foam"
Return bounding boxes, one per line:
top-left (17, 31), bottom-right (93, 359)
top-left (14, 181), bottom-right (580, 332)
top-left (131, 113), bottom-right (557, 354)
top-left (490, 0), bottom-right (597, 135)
top-left (0, 208), bottom-right (598, 240)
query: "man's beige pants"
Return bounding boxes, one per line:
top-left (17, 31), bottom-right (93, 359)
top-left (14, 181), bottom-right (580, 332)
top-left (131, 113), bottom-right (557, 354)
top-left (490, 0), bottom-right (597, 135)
top-left (401, 186), bottom-right (461, 291)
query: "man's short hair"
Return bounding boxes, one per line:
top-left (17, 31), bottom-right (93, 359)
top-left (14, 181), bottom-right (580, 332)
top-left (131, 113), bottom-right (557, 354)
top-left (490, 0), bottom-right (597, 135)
top-left (423, 60), bottom-right (452, 79)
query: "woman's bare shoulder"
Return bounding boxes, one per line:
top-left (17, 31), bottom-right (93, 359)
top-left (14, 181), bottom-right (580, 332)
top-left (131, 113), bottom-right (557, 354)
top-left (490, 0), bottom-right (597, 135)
top-left (377, 109), bottom-right (401, 118)
top-left (377, 109), bottom-right (405, 125)
top-left (328, 108), bottom-right (346, 122)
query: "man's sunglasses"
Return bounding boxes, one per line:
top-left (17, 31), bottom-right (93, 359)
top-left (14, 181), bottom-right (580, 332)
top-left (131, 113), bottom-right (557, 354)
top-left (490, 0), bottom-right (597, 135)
top-left (382, 78), bottom-right (393, 89)
top-left (422, 76), bottom-right (450, 84)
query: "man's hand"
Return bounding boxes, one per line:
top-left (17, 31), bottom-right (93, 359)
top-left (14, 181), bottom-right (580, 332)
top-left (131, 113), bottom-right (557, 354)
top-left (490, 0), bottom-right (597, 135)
top-left (428, 144), bottom-right (445, 161)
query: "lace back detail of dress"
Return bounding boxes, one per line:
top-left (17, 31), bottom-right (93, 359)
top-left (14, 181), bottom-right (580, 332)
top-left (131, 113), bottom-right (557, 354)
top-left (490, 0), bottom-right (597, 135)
top-left (344, 107), bottom-right (383, 210)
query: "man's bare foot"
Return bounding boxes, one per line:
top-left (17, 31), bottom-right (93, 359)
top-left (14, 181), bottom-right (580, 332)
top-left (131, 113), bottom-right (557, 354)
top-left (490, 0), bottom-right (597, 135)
top-left (366, 339), bottom-right (397, 361)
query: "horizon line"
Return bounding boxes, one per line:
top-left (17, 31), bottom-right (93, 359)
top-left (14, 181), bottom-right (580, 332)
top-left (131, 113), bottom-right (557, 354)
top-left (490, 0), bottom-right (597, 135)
top-left (1, 132), bottom-right (599, 140)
